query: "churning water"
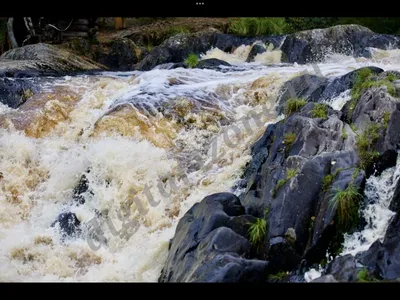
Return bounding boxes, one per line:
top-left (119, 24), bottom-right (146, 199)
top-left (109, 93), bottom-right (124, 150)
top-left (2, 42), bottom-right (400, 281)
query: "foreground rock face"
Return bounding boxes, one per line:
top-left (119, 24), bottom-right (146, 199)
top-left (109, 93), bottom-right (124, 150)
top-left (159, 193), bottom-right (269, 282)
top-left (0, 43), bottom-right (105, 77)
top-left (281, 25), bottom-right (400, 64)
top-left (159, 67), bottom-right (400, 282)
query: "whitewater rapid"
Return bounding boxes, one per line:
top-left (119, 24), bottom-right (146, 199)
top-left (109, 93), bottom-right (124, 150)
top-left (2, 43), bottom-right (400, 281)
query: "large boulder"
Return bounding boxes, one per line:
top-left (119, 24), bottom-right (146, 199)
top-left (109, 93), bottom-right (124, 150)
top-left (238, 102), bottom-right (365, 271)
top-left (0, 43), bottom-right (105, 77)
top-left (159, 192), bottom-right (269, 282)
top-left (276, 66), bottom-right (384, 114)
top-left (0, 77), bottom-right (42, 108)
top-left (137, 31), bottom-right (285, 71)
top-left (281, 25), bottom-right (400, 64)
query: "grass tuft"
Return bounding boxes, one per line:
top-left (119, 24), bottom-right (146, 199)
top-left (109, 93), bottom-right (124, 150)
top-left (329, 183), bottom-right (362, 231)
top-left (272, 168), bottom-right (298, 198)
top-left (312, 103), bottom-right (328, 119)
top-left (184, 53), bottom-right (199, 68)
top-left (248, 218), bottom-right (267, 250)
top-left (355, 123), bottom-right (381, 170)
top-left (285, 98), bottom-right (308, 116)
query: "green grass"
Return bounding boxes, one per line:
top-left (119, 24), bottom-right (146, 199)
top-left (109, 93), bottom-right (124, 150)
top-left (342, 126), bottom-right (348, 140)
top-left (285, 98), bottom-right (308, 116)
top-left (350, 123), bottom-right (358, 133)
top-left (228, 18), bottom-right (289, 36)
top-left (349, 70), bottom-right (399, 117)
top-left (167, 26), bottom-right (190, 36)
top-left (322, 168), bottom-right (343, 193)
top-left (356, 268), bottom-right (379, 282)
top-left (283, 132), bottom-right (296, 148)
top-left (248, 218), bottom-right (267, 249)
top-left (329, 183), bottom-right (362, 231)
top-left (383, 111), bottom-right (391, 129)
top-left (268, 271), bottom-right (288, 281)
top-left (312, 103), bottom-right (328, 119)
top-left (355, 123), bottom-right (381, 170)
top-left (184, 53), bottom-right (199, 68)
top-left (272, 168), bottom-right (298, 198)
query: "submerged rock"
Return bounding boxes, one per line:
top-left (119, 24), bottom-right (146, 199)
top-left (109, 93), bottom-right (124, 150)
top-left (51, 212), bottom-right (81, 238)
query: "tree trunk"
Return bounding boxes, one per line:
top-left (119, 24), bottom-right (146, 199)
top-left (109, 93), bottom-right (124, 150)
top-left (7, 18), bottom-right (18, 49)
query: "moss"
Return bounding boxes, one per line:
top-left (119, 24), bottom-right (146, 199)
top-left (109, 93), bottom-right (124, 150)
top-left (383, 111), bottom-right (391, 129)
top-left (342, 126), bottom-right (348, 140)
top-left (268, 271), bottom-right (288, 281)
top-left (184, 53), bottom-right (199, 68)
top-left (349, 70), bottom-right (399, 118)
top-left (350, 123), bottom-right (358, 133)
top-left (356, 268), bottom-right (379, 282)
top-left (272, 168), bottom-right (298, 198)
top-left (329, 183), bottom-right (362, 232)
top-left (285, 98), bottom-right (308, 116)
top-left (322, 168), bottom-right (343, 192)
top-left (283, 132), bottom-right (296, 155)
top-left (312, 103), bottom-right (328, 119)
top-left (355, 123), bottom-right (381, 170)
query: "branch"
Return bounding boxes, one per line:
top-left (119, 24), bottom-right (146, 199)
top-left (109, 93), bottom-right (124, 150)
top-left (7, 17), bottom-right (18, 49)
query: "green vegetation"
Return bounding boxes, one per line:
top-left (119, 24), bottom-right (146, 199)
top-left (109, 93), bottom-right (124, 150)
top-left (356, 268), bottom-right (379, 282)
top-left (285, 98), bottom-right (308, 116)
top-left (184, 53), bottom-right (199, 68)
top-left (322, 168), bottom-right (343, 193)
top-left (312, 103), bottom-right (328, 119)
top-left (383, 112), bottom-right (391, 129)
top-left (272, 168), bottom-right (298, 198)
top-left (330, 183), bottom-right (362, 231)
top-left (228, 18), bottom-right (288, 36)
top-left (342, 126), bottom-right (348, 140)
top-left (349, 70), bottom-right (399, 118)
top-left (268, 271), bottom-right (288, 281)
top-left (167, 26), bottom-right (190, 36)
top-left (283, 132), bottom-right (297, 155)
top-left (355, 123), bottom-right (381, 170)
top-left (248, 218), bottom-right (267, 250)
top-left (352, 168), bottom-right (361, 181)
top-left (350, 123), bottom-right (358, 133)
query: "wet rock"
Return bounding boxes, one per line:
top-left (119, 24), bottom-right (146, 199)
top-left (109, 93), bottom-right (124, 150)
top-left (238, 102), bottom-right (365, 269)
top-left (95, 38), bottom-right (141, 71)
top-left (246, 41), bottom-right (267, 62)
top-left (159, 192), bottom-right (269, 282)
top-left (0, 43), bottom-right (105, 77)
top-left (276, 66), bottom-right (384, 114)
top-left (276, 74), bottom-right (328, 114)
top-left (324, 254), bottom-right (358, 282)
top-left (0, 77), bottom-right (41, 108)
top-left (137, 31), bottom-right (285, 71)
top-left (357, 213), bottom-right (400, 280)
top-left (194, 58), bottom-right (231, 70)
top-left (73, 174), bottom-right (91, 205)
top-left (342, 86), bottom-right (400, 176)
top-left (311, 275), bottom-right (338, 283)
top-left (281, 25), bottom-right (400, 64)
top-left (51, 212), bottom-right (81, 238)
